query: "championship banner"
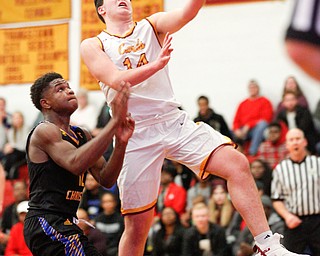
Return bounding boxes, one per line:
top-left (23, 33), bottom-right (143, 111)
top-left (205, 0), bottom-right (280, 5)
top-left (0, 0), bottom-right (71, 24)
top-left (80, 0), bottom-right (163, 90)
top-left (0, 23), bottom-right (69, 84)
top-left (132, 0), bottom-right (164, 22)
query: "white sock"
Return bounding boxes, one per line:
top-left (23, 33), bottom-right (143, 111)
top-left (254, 230), bottom-right (273, 244)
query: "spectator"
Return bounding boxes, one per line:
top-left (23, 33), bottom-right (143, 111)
top-left (91, 101), bottom-right (113, 161)
top-left (2, 111), bottom-right (29, 179)
top-left (4, 200), bottom-right (32, 256)
top-left (275, 91), bottom-right (320, 154)
top-left (274, 76), bottom-right (309, 118)
top-left (70, 88), bottom-right (98, 132)
top-left (182, 202), bottom-right (228, 256)
top-left (194, 95), bottom-right (232, 139)
top-left (0, 181), bottom-right (28, 254)
top-left (232, 80), bottom-right (273, 156)
top-left (257, 122), bottom-right (289, 169)
top-left (233, 195), bottom-right (285, 256)
top-left (79, 173), bottom-right (105, 220)
top-left (313, 98), bottom-right (320, 134)
top-left (94, 191), bottom-right (124, 256)
top-left (271, 128), bottom-right (320, 254)
top-left (0, 163), bottom-right (4, 215)
top-left (77, 208), bottom-right (108, 256)
top-left (156, 163), bottom-right (187, 217)
top-left (171, 161), bottom-right (194, 191)
top-left (186, 176), bottom-right (212, 212)
top-left (250, 159), bottom-right (272, 197)
top-left (152, 207), bottom-right (185, 256)
top-left (208, 179), bottom-right (234, 228)
top-left (0, 97), bottom-right (10, 160)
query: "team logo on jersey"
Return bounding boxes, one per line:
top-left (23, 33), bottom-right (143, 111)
top-left (118, 39), bottom-right (145, 55)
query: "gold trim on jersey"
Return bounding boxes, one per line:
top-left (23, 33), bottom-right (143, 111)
top-left (102, 22), bottom-right (137, 38)
top-left (95, 36), bottom-right (104, 51)
top-left (199, 141), bottom-right (236, 180)
top-left (121, 198), bottom-right (157, 215)
top-left (146, 18), bottom-right (162, 48)
top-left (60, 128), bottom-right (79, 146)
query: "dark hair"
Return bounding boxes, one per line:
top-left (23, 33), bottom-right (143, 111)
top-left (94, 0), bottom-right (105, 24)
top-left (30, 72), bottom-right (63, 111)
top-left (197, 95), bottom-right (209, 104)
top-left (159, 207), bottom-right (181, 230)
top-left (268, 122), bottom-right (281, 130)
top-left (283, 76), bottom-right (304, 97)
top-left (161, 160), bottom-right (177, 178)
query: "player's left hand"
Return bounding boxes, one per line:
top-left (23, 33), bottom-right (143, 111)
top-left (115, 113), bottom-right (135, 144)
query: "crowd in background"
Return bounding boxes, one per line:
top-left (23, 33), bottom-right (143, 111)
top-left (0, 75), bottom-right (320, 255)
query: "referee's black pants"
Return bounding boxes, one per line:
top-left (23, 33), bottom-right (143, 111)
top-left (283, 214), bottom-right (320, 256)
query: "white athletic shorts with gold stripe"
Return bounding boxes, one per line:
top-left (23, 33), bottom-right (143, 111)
top-left (118, 109), bottom-right (233, 215)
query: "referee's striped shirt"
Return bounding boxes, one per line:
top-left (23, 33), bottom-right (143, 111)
top-left (271, 155), bottom-right (320, 217)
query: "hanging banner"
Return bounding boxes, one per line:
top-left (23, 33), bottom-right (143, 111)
top-left (0, 0), bottom-right (71, 24)
top-left (132, 0), bottom-right (164, 22)
top-left (80, 0), bottom-right (163, 90)
top-left (0, 23), bottom-right (69, 84)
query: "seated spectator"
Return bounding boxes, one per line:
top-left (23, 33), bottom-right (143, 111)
top-left (171, 161), bottom-right (194, 191)
top-left (250, 159), bottom-right (272, 196)
top-left (257, 122), bottom-right (289, 169)
top-left (152, 207), bottom-right (185, 256)
top-left (91, 101), bottom-right (114, 161)
top-left (4, 200), bottom-right (32, 256)
top-left (2, 111), bottom-right (29, 179)
top-left (182, 202), bottom-right (228, 256)
top-left (77, 208), bottom-right (108, 256)
top-left (0, 163), bottom-right (4, 215)
top-left (208, 179), bottom-right (234, 228)
top-left (70, 88), bottom-right (98, 132)
top-left (232, 80), bottom-right (273, 156)
top-left (194, 95), bottom-right (232, 139)
top-left (0, 181), bottom-right (28, 254)
top-left (79, 173), bottom-right (105, 220)
top-left (186, 176), bottom-right (212, 212)
top-left (233, 195), bottom-right (284, 256)
top-left (94, 191), bottom-right (124, 256)
top-left (156, 162), bottom-right (186, 218)
top-left (275, 91), bottom-right (320, 154)
top-left (274, 76), bottom-right (309, 118)
top-left (0, 97), bottom-right (10, 160)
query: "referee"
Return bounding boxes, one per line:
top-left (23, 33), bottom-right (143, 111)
top-left (285, 0), bottom-right (320, 81)
top-left (271, 128), bottom-right (320, 255)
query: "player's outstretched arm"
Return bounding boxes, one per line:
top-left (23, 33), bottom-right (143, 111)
top-left (149, 0), bottom-right (205, 36)
top-left (90, 114), bottom-right (135, 188)
top-left (32, 84), bottom-right (130, 176)
top-left (81, 35), bottom-right (173, 91)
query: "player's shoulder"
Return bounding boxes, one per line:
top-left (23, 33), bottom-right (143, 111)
top-left (81, 37), bottom-right (101, 47)
top-left (32, 122), bottom-right (62, 142)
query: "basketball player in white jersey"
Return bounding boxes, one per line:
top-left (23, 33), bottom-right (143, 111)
top-left (81, 0), bottom-right (309, 255)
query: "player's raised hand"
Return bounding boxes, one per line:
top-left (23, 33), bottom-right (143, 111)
top-left (115, 113), bottom-right (135, 144)
top-left (157, 32), bottom-right (173, 69)
top-left (110, 81), bottom-right (130, 124)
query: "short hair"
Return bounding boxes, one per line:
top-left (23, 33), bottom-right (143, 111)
top-left (282, 90), bottom-right (297, 100)
top-left (192, 202), bottom-right (208, 212)
top-left (94, 0), bottom-right (105, 24)
top-left (197, 95), bottom-right (209, 104)
top-left (30, 72), bottom-right (63, 111)
top-left (268, 122), bottom-right (281, 130)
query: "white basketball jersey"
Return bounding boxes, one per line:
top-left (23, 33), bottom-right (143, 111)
top-left (97, 19), bottom-right (181, 125)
